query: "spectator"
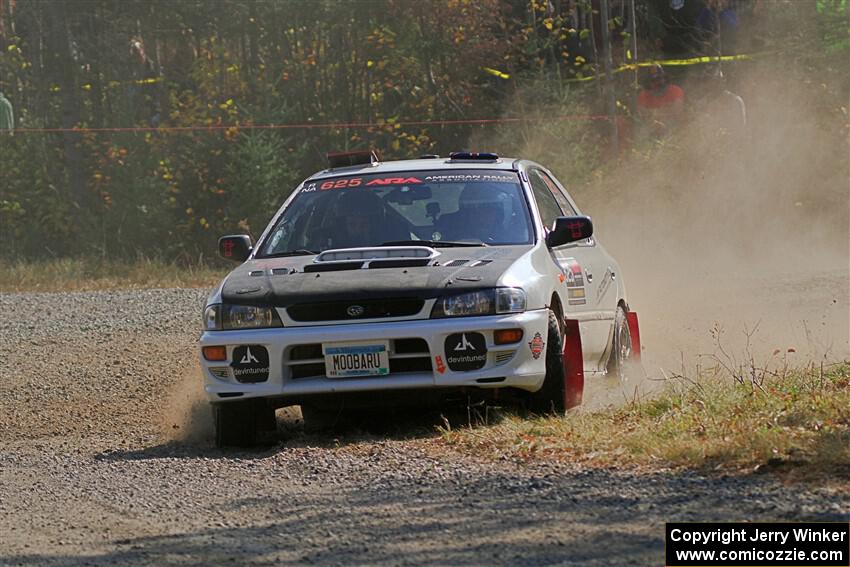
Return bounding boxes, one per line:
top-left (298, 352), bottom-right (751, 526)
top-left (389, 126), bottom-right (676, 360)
top-left (637, 64), bottom-right (685, 137)
top-left (696, 0), bottom-right (739, 54)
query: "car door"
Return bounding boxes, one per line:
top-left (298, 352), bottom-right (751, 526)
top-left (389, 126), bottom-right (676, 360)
top-left (529, 168), bottom-right (616, 372)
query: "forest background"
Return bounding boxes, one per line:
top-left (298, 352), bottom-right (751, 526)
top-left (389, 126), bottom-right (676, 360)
top-left (0, 0), bottom-right (846, 263)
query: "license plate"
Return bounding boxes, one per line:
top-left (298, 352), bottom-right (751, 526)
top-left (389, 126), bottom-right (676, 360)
top-left (323, 341), bottom-right (390, 378)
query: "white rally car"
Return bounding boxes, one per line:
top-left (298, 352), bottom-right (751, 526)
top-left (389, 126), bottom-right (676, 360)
top-left (200, 151), bottom-right (640, 446)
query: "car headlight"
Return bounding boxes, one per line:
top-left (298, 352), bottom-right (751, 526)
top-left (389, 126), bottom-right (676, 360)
top-left (431, 288), bottom-right (526, 318)
top-left (203, 304), bottom-right (283, 330)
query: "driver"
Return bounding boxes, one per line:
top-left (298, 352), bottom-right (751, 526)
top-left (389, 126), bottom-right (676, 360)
top-left (329, 189), bottom-right (388, 248)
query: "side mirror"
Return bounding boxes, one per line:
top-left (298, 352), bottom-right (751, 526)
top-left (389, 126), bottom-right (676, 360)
top-left (546, 216), bottom-right (593, 248)
top-left (218, 235), bottom-right (253, 262)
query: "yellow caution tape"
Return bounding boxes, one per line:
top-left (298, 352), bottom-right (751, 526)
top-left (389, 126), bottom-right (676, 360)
top-left (482, 66), bottom-right (511, 80)
top-left (564, 52), bottom-right (760, 83)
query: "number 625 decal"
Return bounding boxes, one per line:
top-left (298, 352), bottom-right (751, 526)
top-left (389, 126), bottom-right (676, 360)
top-left (320, 178), bottom-right (362, 190)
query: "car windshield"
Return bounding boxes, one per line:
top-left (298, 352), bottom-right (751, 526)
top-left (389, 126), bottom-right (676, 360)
top-left (257, 170), bottom-right (533, 257)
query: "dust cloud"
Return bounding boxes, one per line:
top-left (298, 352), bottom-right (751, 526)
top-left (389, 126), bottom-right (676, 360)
top-left (162, 363), bottom-right (213, 445)
top-left (575, 63), bottom-right (849, 381)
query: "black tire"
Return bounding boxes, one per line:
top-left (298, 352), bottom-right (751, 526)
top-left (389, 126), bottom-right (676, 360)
top-left (607, 304), bottom-right (632, 383)
top-left (528, 310), bottom-right (566, 414)
top-left (213, 399), bottom-right (275, 448)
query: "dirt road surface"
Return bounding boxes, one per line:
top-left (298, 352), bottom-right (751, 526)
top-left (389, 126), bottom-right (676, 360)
top-left (1, 278), bottom-right (848, 566)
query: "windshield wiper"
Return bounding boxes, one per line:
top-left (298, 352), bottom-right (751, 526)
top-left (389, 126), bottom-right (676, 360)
top-left (261, 249), bottom-right (318, 257)
top-left (380, 239), bottom-right (487, 248)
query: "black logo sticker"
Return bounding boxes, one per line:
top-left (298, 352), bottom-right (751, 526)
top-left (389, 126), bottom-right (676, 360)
top-left (444, 332), bottom-right (487, 371)
top-left (230, 345), bottom-right (270, 383)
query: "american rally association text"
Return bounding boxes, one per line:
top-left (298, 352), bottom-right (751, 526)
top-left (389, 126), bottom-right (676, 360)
top-left (669, 527), bottom-right (848, 547)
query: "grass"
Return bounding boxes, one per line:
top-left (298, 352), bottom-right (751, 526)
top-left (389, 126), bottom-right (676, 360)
top-left (0, 256), bottom-right (228, 293)
top-left (440, 362), bottom-right (850, 478)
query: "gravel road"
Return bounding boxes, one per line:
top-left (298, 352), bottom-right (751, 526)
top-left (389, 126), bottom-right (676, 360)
top-left (1, 288), bottom-right (849, 566)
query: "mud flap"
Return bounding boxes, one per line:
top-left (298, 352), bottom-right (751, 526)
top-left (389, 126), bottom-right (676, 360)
top-left (562, 319), bottom-right (584, 409)
top-left (626, 311), bottom-right (641, 361)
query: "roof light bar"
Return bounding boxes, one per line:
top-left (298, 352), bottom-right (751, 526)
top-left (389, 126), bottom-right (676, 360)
top-left (326, 150), bottom-right (380, 169)
top-left (448, 152), bottom-right (500, 161)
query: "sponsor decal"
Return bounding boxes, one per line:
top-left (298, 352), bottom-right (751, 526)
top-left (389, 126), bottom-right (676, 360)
top-left (528, 332), bottom-right (545, 359)
top-left (435, 355), bottom-right (446, 374)
top-left (423, 173), bottom-right (516, 183)
top-left (230, 345), bottom-right (270, 382)
top-left (312, 176), bottom-right (424, 190)
top-left (565, 220), bottom-right (586, 240)
top-left (366, 176), bottom-right (423, 186)
top-left (597, 267), bottom-right (614, 300)
top-left (444, 332), bottom-right (487, 371)
top-left (561, 258), bottom-right (587, 306)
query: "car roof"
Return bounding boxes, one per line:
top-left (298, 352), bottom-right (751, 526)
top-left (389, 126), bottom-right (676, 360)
top-left (306, 156), bottom-right (526, 181)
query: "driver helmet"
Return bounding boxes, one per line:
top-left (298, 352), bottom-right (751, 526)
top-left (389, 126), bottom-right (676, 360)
top-left (334, 189), bottom-right (385, 246)
top-left (458, 183), bottom-right (510, 224)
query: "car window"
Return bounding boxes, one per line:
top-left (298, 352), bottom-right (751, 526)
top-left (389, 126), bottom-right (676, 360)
top-left (538, 171), bottom-right (577, 216)
top-left (529, 169), bottom-right (564, 228)
top-left (257, 170), bottom-right (533, 255)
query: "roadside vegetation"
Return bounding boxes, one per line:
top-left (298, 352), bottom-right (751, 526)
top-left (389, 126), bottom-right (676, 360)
top-left (0, 256), bottom-right (225, 293)
top-left (441, 362), bottom-right (850, 478)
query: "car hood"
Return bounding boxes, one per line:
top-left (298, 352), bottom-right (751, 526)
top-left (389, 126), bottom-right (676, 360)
top-left (218, 246), bottom-right (533, 306)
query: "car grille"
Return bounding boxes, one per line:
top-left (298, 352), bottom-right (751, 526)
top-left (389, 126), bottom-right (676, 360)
top-left (286, 338), bottom-right (432, 379)
top-left (286, 299), bottom-right (424, 322)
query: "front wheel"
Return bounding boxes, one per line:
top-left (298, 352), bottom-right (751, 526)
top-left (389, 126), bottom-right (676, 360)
top-left (213, 399), bottom-right (276, 448)
top-left (528, 310), bottom-right (566, 414)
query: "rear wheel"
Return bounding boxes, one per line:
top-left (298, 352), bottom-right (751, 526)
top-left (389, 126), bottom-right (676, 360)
top-left (607, 304), bottom-right (632, 383)
top-left (528, 310), bottom-right (566, 414)
top-left (213, 399), bottom-right (276, 448)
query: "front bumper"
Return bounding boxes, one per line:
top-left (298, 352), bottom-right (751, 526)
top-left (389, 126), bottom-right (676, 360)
top-left (198, 309), bottom-right (550, 403)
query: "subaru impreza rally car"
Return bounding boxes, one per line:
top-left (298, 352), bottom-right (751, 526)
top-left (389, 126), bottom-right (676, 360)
top-left (200, 151), bottom-right (640, 446)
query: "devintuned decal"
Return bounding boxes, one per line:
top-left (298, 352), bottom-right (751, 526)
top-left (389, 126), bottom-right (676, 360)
top-left (528, 332), bottom-right (545, 359)
top-left (444, 332), bottom-right (487, 371)
top-left (560, 258), bottom-right (587, 306)
top-left (230, 345), bottom-right (270, 383)
top-left (435, 355), bottom-right (446, 374)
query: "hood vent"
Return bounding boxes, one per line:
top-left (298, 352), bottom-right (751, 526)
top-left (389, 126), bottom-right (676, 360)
top-left (304, 261), bottom-right (363, 273)
top-left (315, 246), bottom-right (436, 262)
top-left (444, 259), bottom-right (468, 267)
top-left (468, 260), bottom-right (492, 267)
top-left (303, 246), bottom-right (439, 273)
